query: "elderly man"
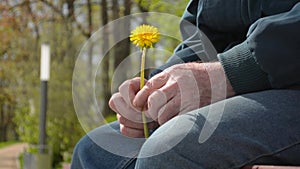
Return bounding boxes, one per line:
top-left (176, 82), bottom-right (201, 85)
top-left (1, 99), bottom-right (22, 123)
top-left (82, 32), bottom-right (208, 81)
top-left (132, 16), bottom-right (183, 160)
top-left (71, 0), bottom-right (300, 168)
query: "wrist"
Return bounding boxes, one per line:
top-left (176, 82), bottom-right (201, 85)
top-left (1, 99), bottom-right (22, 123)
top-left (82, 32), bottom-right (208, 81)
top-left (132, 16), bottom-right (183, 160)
top-left (202, 62), bottom-right (235, 98)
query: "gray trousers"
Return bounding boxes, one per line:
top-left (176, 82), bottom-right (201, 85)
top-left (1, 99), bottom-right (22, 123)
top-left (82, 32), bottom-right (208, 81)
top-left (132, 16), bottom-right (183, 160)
top-left (71, 89), bottom-right (300, 169)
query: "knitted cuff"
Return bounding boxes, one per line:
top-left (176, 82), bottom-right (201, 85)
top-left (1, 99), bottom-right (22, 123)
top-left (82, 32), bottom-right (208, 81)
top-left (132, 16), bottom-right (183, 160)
top-left (217, 41), bottom-right (271, 94)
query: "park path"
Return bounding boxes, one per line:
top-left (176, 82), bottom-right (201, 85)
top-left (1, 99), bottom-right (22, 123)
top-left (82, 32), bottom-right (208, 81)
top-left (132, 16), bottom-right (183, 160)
top-left (0, 143), bottom-right (27, 169)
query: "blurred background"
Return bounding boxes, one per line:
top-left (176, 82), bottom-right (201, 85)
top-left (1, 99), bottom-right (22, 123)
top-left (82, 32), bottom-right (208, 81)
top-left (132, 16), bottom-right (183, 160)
top-left (0, 0), bottom-right (189, 168)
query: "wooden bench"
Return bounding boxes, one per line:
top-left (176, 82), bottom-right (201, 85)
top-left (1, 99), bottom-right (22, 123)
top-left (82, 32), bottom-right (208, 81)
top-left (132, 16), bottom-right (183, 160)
top-left (243, 166), bottom-right (300, 169)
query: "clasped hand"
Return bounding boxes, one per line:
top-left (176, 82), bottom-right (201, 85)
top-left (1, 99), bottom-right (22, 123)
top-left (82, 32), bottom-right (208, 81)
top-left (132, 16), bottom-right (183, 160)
top-left (109, 62), bottom-right (234, 137)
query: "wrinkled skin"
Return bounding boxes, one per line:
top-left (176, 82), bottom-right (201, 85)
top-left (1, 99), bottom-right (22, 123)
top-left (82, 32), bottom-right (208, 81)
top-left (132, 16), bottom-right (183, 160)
top-left (109, 62), bottom-right (235, 138)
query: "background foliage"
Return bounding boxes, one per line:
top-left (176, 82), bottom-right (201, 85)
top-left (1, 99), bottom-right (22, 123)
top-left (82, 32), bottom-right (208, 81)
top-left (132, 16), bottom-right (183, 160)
top-left (0, 0), bottom-right (189, 167)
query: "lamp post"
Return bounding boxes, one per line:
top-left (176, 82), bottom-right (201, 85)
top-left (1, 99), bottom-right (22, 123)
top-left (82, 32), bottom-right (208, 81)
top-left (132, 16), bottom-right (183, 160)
top-left (39, 43), bottom-right (50, 153)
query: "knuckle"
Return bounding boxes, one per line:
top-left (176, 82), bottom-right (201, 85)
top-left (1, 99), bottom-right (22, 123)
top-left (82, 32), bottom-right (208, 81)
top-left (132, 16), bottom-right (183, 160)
top-left (148, 94), bottom-right (156, 105)
top-left (158, 116), bottom-right (167, 125)
top-left (119, 125), bottom-right (127, 135)
top-left (145, 80), bottom-right (153, 89)
top-left (108, 98), bottom-right (114, 108)
top-left (109, 93), bottom-right (117, 102)
top-left (132, 77), bottom-right (141, 82)
top-left (109, 94), bottom-right (119, 110)
top-left (110, 93), bottom-right (121, 101)
top-left (119, 79), bottom-right (131, 92)
top-left (118, 116), bottom-right (127, 125)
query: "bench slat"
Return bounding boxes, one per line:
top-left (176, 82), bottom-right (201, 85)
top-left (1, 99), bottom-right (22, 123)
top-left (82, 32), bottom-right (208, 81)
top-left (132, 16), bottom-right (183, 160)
top-left (243, 166), bottom-right (300, 169)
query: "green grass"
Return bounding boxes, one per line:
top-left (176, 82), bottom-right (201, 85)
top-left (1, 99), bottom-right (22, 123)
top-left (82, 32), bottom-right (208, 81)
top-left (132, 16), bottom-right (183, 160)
top-left (18, 153), bottom-right (24, 169)
top-left (105, 114), bottom-right (117, 123)
top-left (0, 141), bottom-right (19, 148)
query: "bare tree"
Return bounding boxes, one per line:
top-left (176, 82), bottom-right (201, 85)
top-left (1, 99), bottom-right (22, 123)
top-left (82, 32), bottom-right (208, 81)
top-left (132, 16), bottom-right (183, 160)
top-left (100, 0), bottom-right (112, 117)
top-left (112, 0), bottom-right (132, 81)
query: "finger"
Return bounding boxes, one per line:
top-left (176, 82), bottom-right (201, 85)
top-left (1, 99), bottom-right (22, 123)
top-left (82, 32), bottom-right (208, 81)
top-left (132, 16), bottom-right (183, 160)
top-left (119, 77), bottom-right (143, 108)
top-left (157, 95), bottom-right (181, 125)
top-left (109, 93), bottom-right (143, 123)
top-left (109, 93), bottom-right (120, 113)
top-left (117, 114), bottom-right (159, 130)
top-left (146, 80), bottom-right (178, 120)
top-left (117, 114), bottom-right (143, 129)
top-left (119, 124), bottom-right (145, 138)
top-left (134, 72), bottom-right (169, 108)
top-left (117, 114), bottom-right (145, 129)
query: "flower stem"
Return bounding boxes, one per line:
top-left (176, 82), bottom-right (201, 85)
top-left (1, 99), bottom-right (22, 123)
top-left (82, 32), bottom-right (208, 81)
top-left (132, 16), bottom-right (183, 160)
top-left (140, 47), bottom-right (149, 138)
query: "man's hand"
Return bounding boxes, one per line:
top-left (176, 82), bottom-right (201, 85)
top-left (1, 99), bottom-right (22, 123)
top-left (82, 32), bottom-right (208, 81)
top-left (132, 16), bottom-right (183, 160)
top-left (133, 62), bottom-right (235, 125)
top-left (109, 77), bottom-right (159, 138)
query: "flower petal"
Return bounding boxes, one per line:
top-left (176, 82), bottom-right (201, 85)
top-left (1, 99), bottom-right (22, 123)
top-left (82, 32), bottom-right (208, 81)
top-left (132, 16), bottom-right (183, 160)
top-left (130, 24), bottom-right (160, 48)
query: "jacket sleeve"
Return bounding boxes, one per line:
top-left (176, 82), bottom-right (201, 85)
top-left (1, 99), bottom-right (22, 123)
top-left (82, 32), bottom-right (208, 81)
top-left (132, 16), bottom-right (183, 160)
top-left (150, 0), bottom-right (204, 77)
top-left (150, 0), bottom-right (262, 77)
top-left (218, 2), bottom-right (300, 94)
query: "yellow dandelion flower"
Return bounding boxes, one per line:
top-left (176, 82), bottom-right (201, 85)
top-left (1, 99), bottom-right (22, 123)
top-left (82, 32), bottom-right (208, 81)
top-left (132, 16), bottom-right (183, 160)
top-left (129, 24), bottom-right (160, 138)
top-left (130, 24), bottom-right (160, 48)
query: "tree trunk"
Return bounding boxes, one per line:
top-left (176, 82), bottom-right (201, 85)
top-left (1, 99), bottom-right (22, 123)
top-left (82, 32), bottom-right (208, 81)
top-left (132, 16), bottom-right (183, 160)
top-left (100, 0), bottom-right (112, 117)
top-left (65, 0), bottom-right (75, 64)
top-left (112, 0), bottom-right (121, 70)
top-left (87, 0), bottom-right (93, 80)
top-left (112, 0), bottom-right (132, 83)
top-left (0, 105), bottom-right (7, 142)
top-left (0, 107), bottom-right (4, 141)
